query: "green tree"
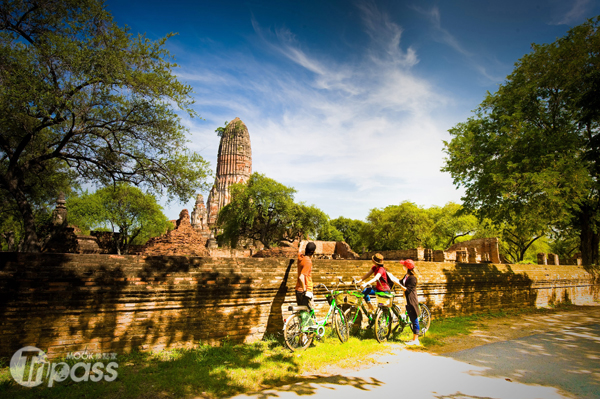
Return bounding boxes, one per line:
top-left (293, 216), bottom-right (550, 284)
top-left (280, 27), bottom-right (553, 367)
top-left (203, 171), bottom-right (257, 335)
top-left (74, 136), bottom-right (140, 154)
top-left (316, 222), bottom-right (344, 242)
top-left (443, 17), bottom-right (600, 265)
top-left (0, 0), bottom-right (211, 252)
top-left (68, 184), bottom-right (172, 254)
top-left (428, 202), bottom-right (479, 249)
top-left (330, 217), bottom-right (368, 253)
top-left (217, 173), bottom-right (328, 249)
top-left (362, 201), bottom-right (433, 251)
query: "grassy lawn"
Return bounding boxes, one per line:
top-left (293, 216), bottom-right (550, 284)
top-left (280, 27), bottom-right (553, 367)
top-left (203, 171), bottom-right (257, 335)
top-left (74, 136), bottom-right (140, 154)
top-left (0, 304), bottom-right (575, 399)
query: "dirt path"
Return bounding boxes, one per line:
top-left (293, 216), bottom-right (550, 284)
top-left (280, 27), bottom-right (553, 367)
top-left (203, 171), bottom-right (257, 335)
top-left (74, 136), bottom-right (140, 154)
top-left (425, 305), bottom-right (600, 354)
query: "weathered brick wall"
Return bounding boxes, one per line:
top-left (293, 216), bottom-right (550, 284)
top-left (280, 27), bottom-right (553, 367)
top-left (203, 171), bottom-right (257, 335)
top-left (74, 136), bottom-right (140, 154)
top-left (0, 253), bottom-right (597, 359)
top-left (360, 248), bottom-right (425, 261)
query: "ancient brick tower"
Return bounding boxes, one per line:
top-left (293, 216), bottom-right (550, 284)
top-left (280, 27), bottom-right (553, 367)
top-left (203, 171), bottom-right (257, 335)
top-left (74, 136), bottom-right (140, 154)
top-left (206, 118), bottom-right (252, 226)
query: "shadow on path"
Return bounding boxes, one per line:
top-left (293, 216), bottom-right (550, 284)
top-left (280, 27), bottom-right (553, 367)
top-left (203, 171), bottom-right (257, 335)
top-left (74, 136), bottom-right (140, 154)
top-left (236, 375), bottom-right (384, 398)
top-left (445, 323), bottom-right (600, 399)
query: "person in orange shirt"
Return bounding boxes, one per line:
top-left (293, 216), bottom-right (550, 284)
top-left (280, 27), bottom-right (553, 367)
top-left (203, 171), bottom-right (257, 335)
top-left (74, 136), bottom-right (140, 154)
top-left (295, 242), bottom-right (316, 308)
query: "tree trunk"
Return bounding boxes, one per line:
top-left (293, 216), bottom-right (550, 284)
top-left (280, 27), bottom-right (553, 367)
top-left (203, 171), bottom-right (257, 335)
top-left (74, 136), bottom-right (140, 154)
top-left (13, 186), bottom-right (41, 253)
top-left (579, 212), bottom-right (600, 265)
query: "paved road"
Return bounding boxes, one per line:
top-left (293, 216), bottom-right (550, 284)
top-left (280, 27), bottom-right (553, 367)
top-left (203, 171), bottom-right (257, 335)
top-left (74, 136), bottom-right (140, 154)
top-left (231, 323), bottom-right (600, 399)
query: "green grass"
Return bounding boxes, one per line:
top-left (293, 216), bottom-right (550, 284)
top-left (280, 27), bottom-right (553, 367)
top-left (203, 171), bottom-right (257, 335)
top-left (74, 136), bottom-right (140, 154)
top-left (0, 303), bottom-right (578, 399)
top-left (0, 331), bottom-right (388, 399)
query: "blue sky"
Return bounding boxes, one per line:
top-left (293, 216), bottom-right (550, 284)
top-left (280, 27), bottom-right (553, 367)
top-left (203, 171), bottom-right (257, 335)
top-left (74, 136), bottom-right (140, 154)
top-left (106, 0), bottom-right (600, 222)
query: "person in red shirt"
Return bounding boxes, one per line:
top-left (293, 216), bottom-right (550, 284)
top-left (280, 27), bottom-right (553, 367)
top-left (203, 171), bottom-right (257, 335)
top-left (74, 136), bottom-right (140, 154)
top-left (358, 253), bottom-right (390, 313)
top-left (295, 242), bottom-right (316, 308)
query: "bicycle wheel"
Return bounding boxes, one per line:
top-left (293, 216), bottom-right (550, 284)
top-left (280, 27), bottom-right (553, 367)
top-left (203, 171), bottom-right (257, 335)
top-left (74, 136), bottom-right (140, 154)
top-left (284, 312), bottom-right (313, 351)
top-left (418, 303), bottom-right (431, 336)
top-left (390, 304), bottom-right (406, 334)
top-left (333, 307), bottom-right (349, 343)
top-left (343, 305), bottom-right (363, 335)
top-left (374, 307), bottom-right (392, 343)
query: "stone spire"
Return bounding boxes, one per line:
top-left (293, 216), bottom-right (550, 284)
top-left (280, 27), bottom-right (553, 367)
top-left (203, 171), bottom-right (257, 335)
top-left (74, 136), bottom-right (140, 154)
top-left (52, 192), bottom-right (68, 227)
top-left (206, 118), bottom-right (252, 226)
top-left (190, 194), bottom-right (208, 231)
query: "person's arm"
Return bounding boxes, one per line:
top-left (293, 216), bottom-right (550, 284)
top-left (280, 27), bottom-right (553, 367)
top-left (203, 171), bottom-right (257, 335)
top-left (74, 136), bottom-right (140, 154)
top-left (361, 272), bottom-right (382, 288)
top-left (298, 274), bottom-right (307, 292)
top-left (387, 271), bottom-right (400, 285)
top-left (358, 269), bottom-right (374, 284)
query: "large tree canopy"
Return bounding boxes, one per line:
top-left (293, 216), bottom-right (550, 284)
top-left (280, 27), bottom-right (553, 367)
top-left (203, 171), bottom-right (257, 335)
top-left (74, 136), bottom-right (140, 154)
top-left (443, 17), bottom-right (600, 265)
top-left (0, 0), bottom-right (211, 251)
top-left (217, 173), bottom-right (328, 249)
top-left (68, 184), bottom-right (172, 255)
top-left (362, 201), bottom-right (434, 251)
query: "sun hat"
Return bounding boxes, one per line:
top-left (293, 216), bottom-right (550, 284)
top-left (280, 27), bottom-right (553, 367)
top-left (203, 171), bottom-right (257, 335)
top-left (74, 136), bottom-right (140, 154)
top-left (372, 253), bottom-right (384, 265)
top-left (399, 259), bottom-right (415, 270)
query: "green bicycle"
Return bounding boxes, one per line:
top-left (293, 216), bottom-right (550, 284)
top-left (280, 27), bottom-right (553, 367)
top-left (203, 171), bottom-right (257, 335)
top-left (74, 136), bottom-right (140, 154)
top-left (283, 282), bottom-right (349, 351)
top-left (341, 278), bottom-right (395, 343)
top-left (388, 292), bottom-right (432, 341)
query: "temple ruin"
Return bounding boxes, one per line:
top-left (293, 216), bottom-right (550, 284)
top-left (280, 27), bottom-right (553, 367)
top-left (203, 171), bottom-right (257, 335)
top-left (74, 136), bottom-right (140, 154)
top-left (206, 118), bottom-right (252, 226)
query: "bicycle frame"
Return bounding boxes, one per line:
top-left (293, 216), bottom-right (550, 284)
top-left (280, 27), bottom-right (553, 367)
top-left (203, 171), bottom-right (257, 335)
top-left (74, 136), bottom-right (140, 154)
top-left (284, 281), bottom-right (347, 339)
top-left (389, 288), bottom-right (431, 337)
top-left (342, 278), bottom-right (394, 326)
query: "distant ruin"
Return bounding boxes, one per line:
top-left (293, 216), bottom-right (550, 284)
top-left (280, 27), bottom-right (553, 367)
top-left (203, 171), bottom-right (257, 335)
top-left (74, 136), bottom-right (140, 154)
top-left (25, 116), bottom-right (578, 265)
top-left (206, 118), bottom-right (252, 226)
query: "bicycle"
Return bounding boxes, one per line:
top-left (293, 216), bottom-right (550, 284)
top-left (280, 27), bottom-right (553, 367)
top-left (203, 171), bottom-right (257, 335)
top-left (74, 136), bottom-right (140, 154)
top-left (388, 292), bottom-right (431, 342)
top-left (341, 278), bottom-right (395, 343)
top-left (283, 282), bottom-right (349, 351)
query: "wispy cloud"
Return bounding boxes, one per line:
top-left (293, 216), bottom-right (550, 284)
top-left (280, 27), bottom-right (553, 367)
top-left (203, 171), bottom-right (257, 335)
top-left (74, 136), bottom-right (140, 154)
top-left (550, 0), bottom-right (591, 25)
top-left (413, 5), bottom-right (504, 84)
top-left (170, 1), bottom-right (463, 220)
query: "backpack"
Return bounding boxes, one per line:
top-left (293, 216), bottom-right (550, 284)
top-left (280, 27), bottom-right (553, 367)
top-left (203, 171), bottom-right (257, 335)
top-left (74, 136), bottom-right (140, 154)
top-left (377, 265), bottom-right (395, 291)
top-left (385, 270), bottom-right (396, 291)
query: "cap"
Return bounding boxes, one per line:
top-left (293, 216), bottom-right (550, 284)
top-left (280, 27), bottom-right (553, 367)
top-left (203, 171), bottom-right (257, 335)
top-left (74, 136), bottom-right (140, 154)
top-left (399, 259), bottom-right (415, 270)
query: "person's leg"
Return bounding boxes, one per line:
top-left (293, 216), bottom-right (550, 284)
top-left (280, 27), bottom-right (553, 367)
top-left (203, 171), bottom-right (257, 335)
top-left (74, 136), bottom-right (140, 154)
top-left (362, 287), bottom-right (376, 312)
top-left (296, 291), bottom-right (308, 306)
top-left (406, 306), bottom-right (420, 344)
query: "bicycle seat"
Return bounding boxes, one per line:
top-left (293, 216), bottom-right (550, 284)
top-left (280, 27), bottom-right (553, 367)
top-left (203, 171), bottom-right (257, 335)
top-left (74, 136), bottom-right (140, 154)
top-left (375, 292), bottom-right (395, 298)
top-left (288, 306), bottom-right (309, 312)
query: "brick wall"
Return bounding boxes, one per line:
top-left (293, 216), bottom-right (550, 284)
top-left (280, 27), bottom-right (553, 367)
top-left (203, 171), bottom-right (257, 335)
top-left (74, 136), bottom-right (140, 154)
top-left (0, 253), bottom-right (598, 359)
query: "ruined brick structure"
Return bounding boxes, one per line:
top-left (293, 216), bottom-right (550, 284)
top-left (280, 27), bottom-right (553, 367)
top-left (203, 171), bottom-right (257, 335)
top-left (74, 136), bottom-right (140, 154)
top-left (190, 194), bottom-right (210, 240)
top-left (143, 209), bottom-right (209, 256)
top-left (0, 253), bottom-right (597, 359)
top-left (42, 193), bottom-right (102, 254)
top-left (446, 238), bottom-right (501, 264)
top-left (297, 240), bottom-right (360, 259)
top-left (206, 118), bottom-right (252, 226)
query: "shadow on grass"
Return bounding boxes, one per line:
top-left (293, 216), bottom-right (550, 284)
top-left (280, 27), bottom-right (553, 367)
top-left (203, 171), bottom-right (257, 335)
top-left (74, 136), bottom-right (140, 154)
top-left (0, 333), bottom-right (388, 399)
top-left (247, 374), bottom-right (385, 399)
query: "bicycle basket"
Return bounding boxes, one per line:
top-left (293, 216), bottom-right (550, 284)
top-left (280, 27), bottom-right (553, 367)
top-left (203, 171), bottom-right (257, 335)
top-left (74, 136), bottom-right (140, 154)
top-left (346, 292), bottom-right (361, 305)
top-left (376, 292), bottom-right (394, 307)
top-left (334, 291), bottom-right (346, 304)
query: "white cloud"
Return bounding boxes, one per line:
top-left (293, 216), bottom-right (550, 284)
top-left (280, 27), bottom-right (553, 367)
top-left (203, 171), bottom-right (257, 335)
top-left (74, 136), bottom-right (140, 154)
top-left (167, 1), bottom-right (464, 221)
top-left (551, 0), bottom-right (591, 25)
top-left (413, 6), bottom-right (505, 84)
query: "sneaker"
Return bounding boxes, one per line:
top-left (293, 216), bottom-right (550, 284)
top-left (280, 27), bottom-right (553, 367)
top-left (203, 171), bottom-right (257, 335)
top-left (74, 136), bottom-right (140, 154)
top-left (405, 339), bottom-right (420, 346)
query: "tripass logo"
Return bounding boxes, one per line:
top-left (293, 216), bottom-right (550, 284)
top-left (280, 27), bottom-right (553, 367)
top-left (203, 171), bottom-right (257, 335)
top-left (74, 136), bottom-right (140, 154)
top-left (10, 346), bottom-right (119, 387)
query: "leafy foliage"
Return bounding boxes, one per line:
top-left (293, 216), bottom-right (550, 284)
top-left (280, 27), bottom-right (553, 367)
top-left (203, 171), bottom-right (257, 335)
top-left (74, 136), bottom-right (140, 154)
top-left (361, 201), bottom-right (433, 251)
top-left (316, 222), bottom-right (344, 242)
top-left (443, 17), bottom-right (600, 265)
top-left (68, 184), bottom-right (172, 254)
top-left (429, 202), bottom-right (479, 249)
top-left (330, 217), bottom-right (368, 253)
top-left (217, 173), bottom-right (328, 249)
top-left (0, 0), bottom-right (211, 251)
